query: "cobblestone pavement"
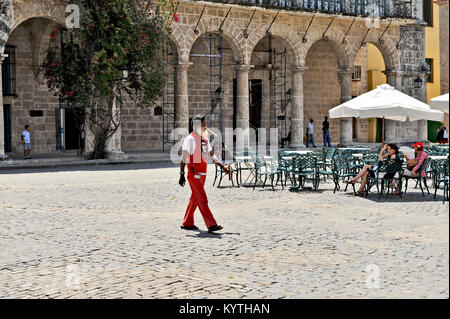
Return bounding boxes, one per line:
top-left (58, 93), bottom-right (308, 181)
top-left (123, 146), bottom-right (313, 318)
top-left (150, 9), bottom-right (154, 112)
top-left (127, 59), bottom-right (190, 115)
top-left (0, 163), bottom-right (448, 299)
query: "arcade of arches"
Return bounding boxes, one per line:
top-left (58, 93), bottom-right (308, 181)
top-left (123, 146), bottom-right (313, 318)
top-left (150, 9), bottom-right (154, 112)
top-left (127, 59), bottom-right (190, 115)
top-left (1, 0), bottom-right (430, 157)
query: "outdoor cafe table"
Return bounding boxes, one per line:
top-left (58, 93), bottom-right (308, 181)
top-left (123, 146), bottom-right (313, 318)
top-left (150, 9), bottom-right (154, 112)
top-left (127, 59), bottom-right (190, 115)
top-left (284, 150), bottom-right (313, 156)
top-left (352, 153), bottom-right (364, 160)
top-left (429, 155), bottom-right (448, 161)
top-left (338, 147), bottom-right (370, 151)
top-left (234, 155), bottom-right (273, 185)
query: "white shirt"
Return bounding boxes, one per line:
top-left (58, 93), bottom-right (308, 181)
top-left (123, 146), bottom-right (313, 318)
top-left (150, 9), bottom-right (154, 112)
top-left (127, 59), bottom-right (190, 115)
top-left (182, 134), bottom-right (212, 161)
top-left (444, 128), bottom-right (448, 139)
top-left (307, 122), bottom-right (314, 135)
top-left (22, 130), bottom-right (31, 143)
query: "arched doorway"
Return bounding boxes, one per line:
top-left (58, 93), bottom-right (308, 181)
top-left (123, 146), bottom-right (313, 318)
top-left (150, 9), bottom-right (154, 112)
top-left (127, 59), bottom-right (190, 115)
top-left (249, 35), bottom-right (295, 146)
top-left (3, 17), bottom-right (63, 154)
top-left (188, 32), bottom-right (240, 136)
top-left (351, 43), bottom-right (387, 143)
top-left (304, 39), bottom-right (342, 145)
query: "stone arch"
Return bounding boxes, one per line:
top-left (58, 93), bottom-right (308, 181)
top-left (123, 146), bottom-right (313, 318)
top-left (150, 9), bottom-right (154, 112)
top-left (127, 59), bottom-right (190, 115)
top-left (7, 17), bottom-right (65, 70)
top-left (10, 0), bottom-right (66, 34)
top-left (247, 23), bottom-right (302, 66)
top-left (169, 24), bottom-right (187, 62)
top-left (179, 17), bottom-right (245, 64)
top-left (301, 27), bottom-right (351, 69)
top-left (358, 29), bottom-right (400, 72)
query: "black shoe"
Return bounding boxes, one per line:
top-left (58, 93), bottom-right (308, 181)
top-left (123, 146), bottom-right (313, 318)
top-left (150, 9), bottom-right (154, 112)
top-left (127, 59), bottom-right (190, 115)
top-left (180, 225), bottom-right (199, 231)
top-left (208, 225), bottom-right (223, 233)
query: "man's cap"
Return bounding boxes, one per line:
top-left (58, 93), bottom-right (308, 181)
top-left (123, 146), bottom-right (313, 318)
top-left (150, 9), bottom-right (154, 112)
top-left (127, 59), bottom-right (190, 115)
top-left (192, 114), bottom-right (206, 122)
top-left (411, 142), bottom-right (424, 149)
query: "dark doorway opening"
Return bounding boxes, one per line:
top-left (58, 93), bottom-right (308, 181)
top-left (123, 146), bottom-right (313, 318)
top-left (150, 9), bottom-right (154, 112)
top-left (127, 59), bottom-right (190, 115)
top-left (65, 107), bottom-right (85, 150)
top-left (233, 79), bottom-right (263, 138)
top-left (249, 79), bottom-right (262, 130)
top-left (3, 104), bottom-right (12, 153)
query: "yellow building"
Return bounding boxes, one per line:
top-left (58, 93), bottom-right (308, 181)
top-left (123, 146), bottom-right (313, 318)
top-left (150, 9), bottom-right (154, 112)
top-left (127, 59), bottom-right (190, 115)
top-left (424, 1), bottom-right (443, 142)
top-left (367, 0), bottom-right (442, 142)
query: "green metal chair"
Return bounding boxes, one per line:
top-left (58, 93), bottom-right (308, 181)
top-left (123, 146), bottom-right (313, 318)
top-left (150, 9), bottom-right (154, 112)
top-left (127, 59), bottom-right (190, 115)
top-left (331, 155), bottom-right (355, 194)
top-left (366, 158), bottom-right (404, 199)
top-left (290, 154), bottom-right (320, 191)
top-left (213, 162), bottom-right (239, 188)
top-left (252, 155), bottom-right (283, 191)
top-left (432, 157), bottom-right (449, 203)
top-left (235, 151), bottom-right (257, 186)
top-left (403, 157), bottom-right (431, 197)
top-left (278, 148), bottom-right (293, 187)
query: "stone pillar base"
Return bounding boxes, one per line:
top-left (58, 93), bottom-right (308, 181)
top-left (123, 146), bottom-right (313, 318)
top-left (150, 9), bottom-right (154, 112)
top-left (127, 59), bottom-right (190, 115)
top-left (0, 153), bottom-right (8, 161)
top-left (107, 151), bottom-right (128, 160)
top-left (338, 141), bottom-right (353, 148)
top-left (288, 142), bottom-right (306, 150)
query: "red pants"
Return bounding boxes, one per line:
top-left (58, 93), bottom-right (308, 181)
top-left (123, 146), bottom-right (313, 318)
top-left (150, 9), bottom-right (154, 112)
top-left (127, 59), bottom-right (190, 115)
top-left (182, 173), bottom-right (217, 228)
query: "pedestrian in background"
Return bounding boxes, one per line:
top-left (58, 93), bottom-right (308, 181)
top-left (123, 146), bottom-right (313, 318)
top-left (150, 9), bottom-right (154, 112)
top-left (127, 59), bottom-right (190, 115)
top-left (21, 125), bottom-right (32, 159)
top-left (437, 123), bottom-right (448, 144)
top-left (322, 116), bottom-right (332, 147)
top-left (306, 118), bottom-right (316, 148)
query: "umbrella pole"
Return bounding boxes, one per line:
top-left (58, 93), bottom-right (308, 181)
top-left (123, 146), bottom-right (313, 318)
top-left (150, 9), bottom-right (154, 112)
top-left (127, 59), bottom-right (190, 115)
top-left (382, 117), bottom-right (385, 146)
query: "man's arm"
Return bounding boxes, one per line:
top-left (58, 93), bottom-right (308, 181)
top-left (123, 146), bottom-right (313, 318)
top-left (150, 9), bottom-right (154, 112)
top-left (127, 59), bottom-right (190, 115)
top-left (179, 150), bottom-right (189, 187)
top-left (209, 150), bottom-right (230, 175)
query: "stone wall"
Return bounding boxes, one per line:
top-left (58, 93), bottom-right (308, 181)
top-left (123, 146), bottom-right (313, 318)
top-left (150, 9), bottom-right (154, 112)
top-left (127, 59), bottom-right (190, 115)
top-left (385, 23), bottom-right (428, 143)
top-left (304, 40), bottom-right (341, 144)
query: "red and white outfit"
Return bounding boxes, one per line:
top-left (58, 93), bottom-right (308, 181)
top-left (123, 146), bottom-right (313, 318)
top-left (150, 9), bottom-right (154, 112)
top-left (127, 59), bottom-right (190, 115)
top-left (182, 132), bottom-right (218, 228)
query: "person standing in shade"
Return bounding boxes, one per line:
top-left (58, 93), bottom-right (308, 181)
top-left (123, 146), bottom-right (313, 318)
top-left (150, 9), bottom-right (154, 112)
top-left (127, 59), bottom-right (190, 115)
top-left (306, 118), bottom-right (316, 148)
top-left (437, 123), bottom-right (448, 144)
top-left (322, 116), bottom-right (332, 147)
top-left (179, 114), bottom-right (230, 233)
top-left (21, 125), bottom-right (32, 159)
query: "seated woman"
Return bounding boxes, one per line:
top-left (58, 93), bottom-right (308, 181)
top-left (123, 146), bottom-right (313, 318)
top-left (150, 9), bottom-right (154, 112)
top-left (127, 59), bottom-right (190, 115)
top-left (402, 142), bottom-right (428, 178)
top-left (346, 143), bottom-right (400, 196)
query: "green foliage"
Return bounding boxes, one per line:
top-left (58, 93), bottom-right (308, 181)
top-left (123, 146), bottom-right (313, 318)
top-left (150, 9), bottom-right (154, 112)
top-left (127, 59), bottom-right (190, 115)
top-left (38, 0), bottom-right (176, 158)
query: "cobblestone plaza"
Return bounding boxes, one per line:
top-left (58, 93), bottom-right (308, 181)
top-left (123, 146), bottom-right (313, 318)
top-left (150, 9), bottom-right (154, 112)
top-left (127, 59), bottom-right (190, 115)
top-left (0, 163), bottom-right (448, 299)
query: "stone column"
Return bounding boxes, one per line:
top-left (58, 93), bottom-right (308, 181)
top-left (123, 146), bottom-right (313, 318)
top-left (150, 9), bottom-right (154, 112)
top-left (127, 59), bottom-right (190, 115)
top-left (0, 54), bottom-right (6, 159)
top-left (175, 62), bottom-right (192, 131)
top-left (235, 64), bottom-right (252, 152)
top-left (289, 66), bottom-right (307, 149)
top-left (107, 97), bottom-right (127, 160)
top-left (235, 64), bottom-right (252, 131)
top-left (385, 70), bottom-right (403, 89)
top-left (338, 69), bottom-right (354, 147)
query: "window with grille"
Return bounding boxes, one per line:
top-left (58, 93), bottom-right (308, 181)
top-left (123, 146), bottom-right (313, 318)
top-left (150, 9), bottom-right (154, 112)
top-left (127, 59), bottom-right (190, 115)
top-left (352, 66), bottom-right (362, 81)
top-left (1, 46), bottom-right (16, 96)
top-left (425, 58), bottom-right (434, 83)
top-left (423, 0), bottom-right (433, 27)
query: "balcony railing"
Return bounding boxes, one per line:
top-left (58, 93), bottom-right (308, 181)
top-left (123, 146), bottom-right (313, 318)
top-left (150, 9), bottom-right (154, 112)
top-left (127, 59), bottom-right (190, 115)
top-left (203, 1), bottom-right (414, 19)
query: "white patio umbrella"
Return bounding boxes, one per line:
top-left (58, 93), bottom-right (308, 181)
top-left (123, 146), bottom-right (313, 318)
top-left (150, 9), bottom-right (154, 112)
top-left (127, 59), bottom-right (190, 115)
top-left (329, 84), bottom-right (444, 144)
top-left (430, 93), bottom-right (449, 113)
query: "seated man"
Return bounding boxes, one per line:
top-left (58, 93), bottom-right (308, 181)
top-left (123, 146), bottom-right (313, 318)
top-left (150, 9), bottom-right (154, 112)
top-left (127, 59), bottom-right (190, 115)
top-left (403, 142), bottom-right (428, 178)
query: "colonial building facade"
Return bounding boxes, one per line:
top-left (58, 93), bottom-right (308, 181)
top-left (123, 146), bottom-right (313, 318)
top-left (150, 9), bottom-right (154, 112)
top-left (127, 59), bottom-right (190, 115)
top-left (0, 0), bottom-right (432, 158)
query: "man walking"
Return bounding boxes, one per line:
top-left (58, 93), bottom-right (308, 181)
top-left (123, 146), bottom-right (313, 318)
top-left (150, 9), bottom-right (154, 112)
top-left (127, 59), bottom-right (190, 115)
top-left (21, 125), bottom-right (32, 159)
top-left (306, 118), bottom-right (316, 148)
top-left (322, 116), bottom-right (332, 147)
top-left (179, 114), bottom-right (230, 233)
